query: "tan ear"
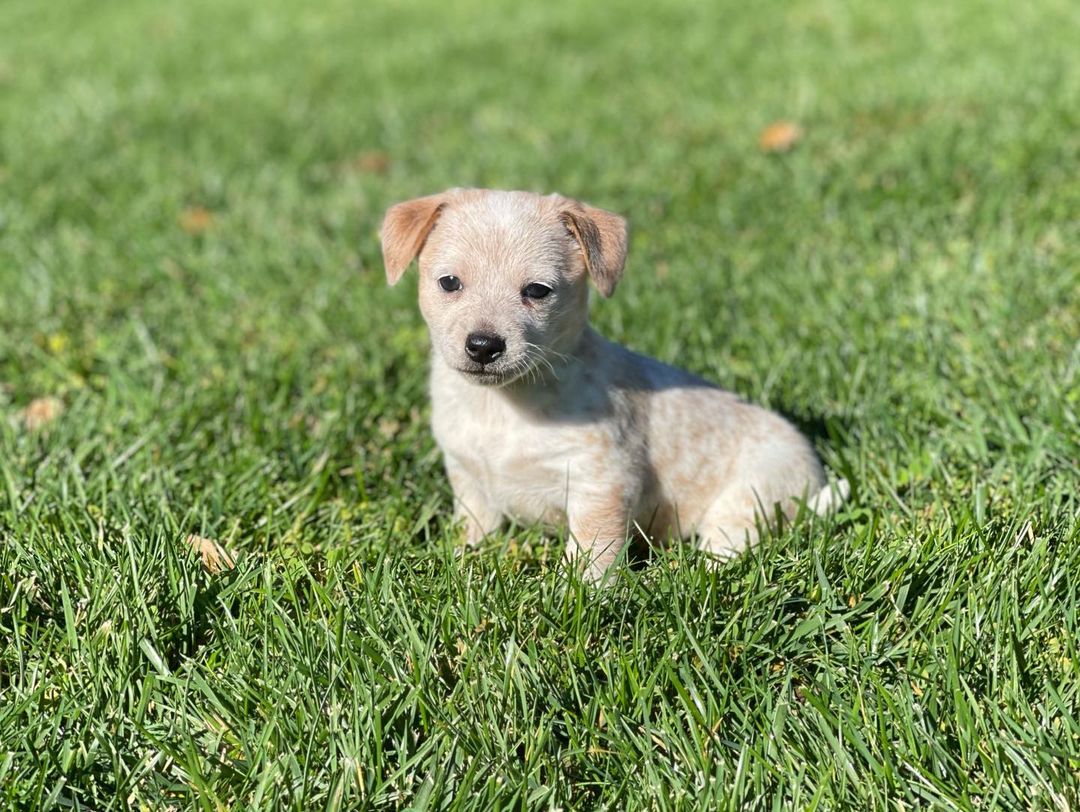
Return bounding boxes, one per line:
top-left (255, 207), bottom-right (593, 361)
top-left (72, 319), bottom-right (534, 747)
top-left (560, 201), bottom-right (628, 297)
top-left (380, 193), bottom-right (448, 285)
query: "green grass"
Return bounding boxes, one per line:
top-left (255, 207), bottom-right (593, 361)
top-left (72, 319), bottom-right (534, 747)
top-left (2, 0), bottom-right (1079, 807)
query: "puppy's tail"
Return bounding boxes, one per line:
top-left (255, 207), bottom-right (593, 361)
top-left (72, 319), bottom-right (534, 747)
top-left (807, 478), bottom-right (850, 517)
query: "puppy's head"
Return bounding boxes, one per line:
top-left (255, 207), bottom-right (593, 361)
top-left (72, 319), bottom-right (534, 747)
top-left (381, 189), bottom-right (628, 386)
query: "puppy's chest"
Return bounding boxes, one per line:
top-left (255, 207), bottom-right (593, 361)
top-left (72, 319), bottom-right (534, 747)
top-left (432, 394), bottom-right (605, 522)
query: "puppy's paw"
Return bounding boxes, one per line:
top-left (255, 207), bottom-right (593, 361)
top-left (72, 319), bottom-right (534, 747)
top-left (808, 479), bottom-right (851, 517)
top-left (456, 522), bottom-right (487, 549)
top-left (563, 543), bottom-right (621, 586)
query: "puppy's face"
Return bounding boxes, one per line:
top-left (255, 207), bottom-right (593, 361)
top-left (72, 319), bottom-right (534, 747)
top-left (382, 189), bottom-right (628, 386)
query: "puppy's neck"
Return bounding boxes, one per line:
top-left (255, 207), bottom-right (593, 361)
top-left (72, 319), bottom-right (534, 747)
top-left (494, 327), bottom-right (603, 409)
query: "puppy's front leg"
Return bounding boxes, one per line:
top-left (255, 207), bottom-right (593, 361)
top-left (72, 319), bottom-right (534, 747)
top-left (445, 459), bottom-right (501, 546)
top-left (565, 494), bottom-right (634, 582)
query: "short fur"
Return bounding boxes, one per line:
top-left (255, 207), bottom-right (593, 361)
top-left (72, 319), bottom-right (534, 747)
top-left (381, 188), bottom-right (848, 580)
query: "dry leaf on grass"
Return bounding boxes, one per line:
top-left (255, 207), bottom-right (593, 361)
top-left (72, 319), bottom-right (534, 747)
top-left (758, 121), bottom-right (802, 153)
top-left (185, 534), bottom-right (236, 573)
top-left (350, 150), bottom-right (391, 175)
top-left (20, 397), bottom-right (63, 430)
top-left (179, 206), bottom-right (214, 235)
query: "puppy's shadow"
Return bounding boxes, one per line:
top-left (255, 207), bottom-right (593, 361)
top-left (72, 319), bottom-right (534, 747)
top-left (781, 410), bottom-right (852, 450)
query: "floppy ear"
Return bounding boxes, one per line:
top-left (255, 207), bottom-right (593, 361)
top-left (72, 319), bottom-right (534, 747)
top-left (560, 201), bottom-right (628, 297)
top-left (380, 193), bottom-right (448, 285)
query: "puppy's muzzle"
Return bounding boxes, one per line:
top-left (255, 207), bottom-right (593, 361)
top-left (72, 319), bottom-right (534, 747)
top-left (464, 332), bottom-right (506, 365)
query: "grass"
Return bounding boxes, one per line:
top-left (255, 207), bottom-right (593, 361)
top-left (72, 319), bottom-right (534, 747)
top-left (1, 0), bottom-right (1079, 807)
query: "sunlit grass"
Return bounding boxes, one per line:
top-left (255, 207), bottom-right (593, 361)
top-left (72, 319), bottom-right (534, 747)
top-left (1, 0), bottom-right (1079, 807)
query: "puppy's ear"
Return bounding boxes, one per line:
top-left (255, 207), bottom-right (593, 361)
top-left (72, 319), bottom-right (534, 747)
top-left (380, 193), bottom-right (448, 285)
top-left (560, 201), bottom-right (628, 297)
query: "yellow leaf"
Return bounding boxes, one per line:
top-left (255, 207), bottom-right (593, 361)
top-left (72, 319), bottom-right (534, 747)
top-left (185, 534), bottom-right (236, 573)
top-left (179, 206), bottom-right (214, 235)
top-left (759, 121), bottom-right (802, 153)
top-left (20, 396), bottom-right (63, 430)
top-left (350, 150), bottom-right (391, 175)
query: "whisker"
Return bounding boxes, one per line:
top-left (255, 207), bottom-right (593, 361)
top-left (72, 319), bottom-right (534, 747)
top-left (520, 341), bottom-right (565, 382)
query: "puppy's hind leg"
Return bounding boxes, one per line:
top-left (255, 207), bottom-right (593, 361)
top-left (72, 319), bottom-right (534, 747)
top-left (695, 485), bottom-right (768, 566)
top-left (697, 479), bottom-right (850, 567)
top-left (696, 514), bottom-right (759, 566)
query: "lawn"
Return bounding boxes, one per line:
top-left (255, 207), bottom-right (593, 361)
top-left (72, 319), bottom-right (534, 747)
top-left (2, 0), bottom-right (1079, 807)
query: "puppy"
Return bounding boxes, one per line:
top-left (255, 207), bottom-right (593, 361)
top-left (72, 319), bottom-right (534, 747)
top-left (381, 188), bottom-right (847, 580)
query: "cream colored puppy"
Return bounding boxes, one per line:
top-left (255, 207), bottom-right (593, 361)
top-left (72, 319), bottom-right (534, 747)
top-left (382, 188), bottom-right (847, 580)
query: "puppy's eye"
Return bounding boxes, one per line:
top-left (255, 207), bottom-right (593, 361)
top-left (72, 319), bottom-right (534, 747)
top-left (522, 283), bottom-right (552, 300)
top-left (438, 275), bottom-right (462, 292)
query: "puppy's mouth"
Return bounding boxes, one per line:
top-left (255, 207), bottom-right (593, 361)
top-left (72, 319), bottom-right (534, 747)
top-left (455, 361), bottom-right (529, 387)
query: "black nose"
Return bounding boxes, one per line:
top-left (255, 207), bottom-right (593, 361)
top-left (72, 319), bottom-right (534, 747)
top-left (464, 332), bottom-right (506, 365)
